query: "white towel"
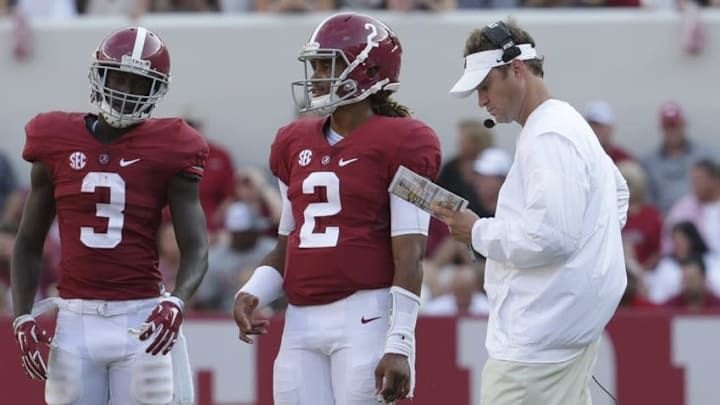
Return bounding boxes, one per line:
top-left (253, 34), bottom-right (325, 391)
top-left (170, 328), bottom-right (195, 404)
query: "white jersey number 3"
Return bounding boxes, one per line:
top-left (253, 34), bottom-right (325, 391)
top-left (80, 172), bottom-right (126, 249)
top-left (299, 172), bottom-right (341, 248)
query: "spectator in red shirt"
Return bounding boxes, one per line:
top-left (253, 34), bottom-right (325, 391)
top-left (425, 216), bottom-right (450, 259)
top-left (618, 160), bottom-right (663, 270)
top-left (665, 256), bottom-right (720, 309)
top-left (436, 119), bottom-right (493, 215)
top-left (183, 116), bottom-right (236, 235)
top-left (583, 100), bottom-right (635, 164)
top-left (619, 253), bottom-right (656, 308)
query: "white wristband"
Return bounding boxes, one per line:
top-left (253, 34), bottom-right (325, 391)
top-left (12, 314), bottom-right (34, 333)
top-left (234, 265), bottom-right (284, 307)
top-left (164, 295), bottom-right (185, 313)
top-left (384, 286), bottom-right (421, 357)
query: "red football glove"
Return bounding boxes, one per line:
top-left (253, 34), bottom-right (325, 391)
top-left (138, 296), bottom-right (184, 356)
top-left (13, 314), bottom-right (53, 380)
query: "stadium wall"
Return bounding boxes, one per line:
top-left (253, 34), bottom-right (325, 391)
top-left (1, 311), bottom-right (719, 404)
top-left (0, 10), bottom-right (718, 184)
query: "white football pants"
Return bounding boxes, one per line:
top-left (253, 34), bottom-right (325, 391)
top-left (274, 288), bottom-right (412, 405)
top-left (44, 297), bottom-right (175, 405)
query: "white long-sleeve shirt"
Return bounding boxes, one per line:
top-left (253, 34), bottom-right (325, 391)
top-left (471, 99), bottom-right (629, 363)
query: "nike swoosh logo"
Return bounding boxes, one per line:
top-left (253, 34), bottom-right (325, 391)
top-left (119, 158), bottom-right (141, 167)
top-left (361, 316), bottom-right (381, 324)
top-left (338, 158), bottom-right (359, 167)
top-left (169, 308), bottom-right (179, 325)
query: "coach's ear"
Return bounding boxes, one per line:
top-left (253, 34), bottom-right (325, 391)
top-left (510, 58), bottom-right (526, 78)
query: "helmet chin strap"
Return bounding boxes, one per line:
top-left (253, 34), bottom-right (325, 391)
top-left (98, 100), bottom-right (146, 128)
top-left (307, 77), bottom-right (391, 115)
top-left (309, 94), bottom-right (337, 116)
top-left (101, 114), bottom-right (136, 129)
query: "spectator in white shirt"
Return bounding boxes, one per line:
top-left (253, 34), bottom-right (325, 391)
top-left (435, 19), bottom-right (629, 405)
top-left (662, 159), bottom-right (720, 255)
top-left (646, 221), bottom-right (720, 304)
top-left (472, 146), bottom-right (512, 218)
top-left (193, 201), bottom-right (275, 311)
top-left (421, 265), bottom-right (489, 316)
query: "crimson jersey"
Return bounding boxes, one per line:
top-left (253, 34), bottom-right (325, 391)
top-left (270, 116), bottom-right (441, 306)
top-left (23, 112), bottom-right (208, 300)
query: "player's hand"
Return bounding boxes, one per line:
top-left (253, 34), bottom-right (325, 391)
top-left (431, 204), bottom-right (480, 245)
top-left (137, 296), bottom-right (184, 356)
top-left (13, 314), bottom-right (53, 380)
top-left (233, 292), bottom-right (270, 344)
top-left (374, 353), bottom-right (411, 403)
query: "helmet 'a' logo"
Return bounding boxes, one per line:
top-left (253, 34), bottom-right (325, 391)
top-left (69, 152), bottom-right (87, 170)
top-left (298, 149), bottom-right (312, 167)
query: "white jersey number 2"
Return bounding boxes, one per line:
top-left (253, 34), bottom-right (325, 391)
top-left (299, 172), bottom-right (341, 248)
top-left (80, 172), bottom-right (126, 249)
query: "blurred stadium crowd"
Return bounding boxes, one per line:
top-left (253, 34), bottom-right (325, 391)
top-left (1, 97), bottom-right (719, 317)
top-left (1, 0), bottom-right (718, 18)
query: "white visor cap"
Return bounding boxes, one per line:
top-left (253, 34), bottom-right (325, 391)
top-left (449, 44), bottom-right (538, 98)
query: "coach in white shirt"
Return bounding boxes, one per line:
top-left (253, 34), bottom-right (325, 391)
top-left (433, 20), bottom-right (629, 405)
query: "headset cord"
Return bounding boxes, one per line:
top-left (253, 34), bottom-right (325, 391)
top-left (593, 375), bottom-right (618, 404)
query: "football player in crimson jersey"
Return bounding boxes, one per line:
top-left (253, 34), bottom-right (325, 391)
top-left (233, 12), bottom-right (441, 405)
top-left (11, 27), bottom-right (209, 405)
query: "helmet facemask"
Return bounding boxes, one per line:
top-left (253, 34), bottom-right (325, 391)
top-left (89, 55), bottom-right (169, 128)
top-left (292, 49), bottom-right (355, 116)
top-left (291, 20), bottom-right (393, 116)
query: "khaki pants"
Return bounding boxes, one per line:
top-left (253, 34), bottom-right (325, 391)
top-left (479, 338), bottom-right (600, 405)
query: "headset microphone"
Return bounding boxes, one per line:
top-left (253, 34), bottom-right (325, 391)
top-left (484, 119), bottom-right (496, 129)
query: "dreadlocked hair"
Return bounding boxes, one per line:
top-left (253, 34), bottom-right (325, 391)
top-left (368, 91), bottom-right (412, 118)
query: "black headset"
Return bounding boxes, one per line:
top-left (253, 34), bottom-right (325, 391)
top-left (482, 21), bottom-right (521, 63)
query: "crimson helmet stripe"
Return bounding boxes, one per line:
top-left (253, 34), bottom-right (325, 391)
top-left (131, 27), bottom-right (147, 61)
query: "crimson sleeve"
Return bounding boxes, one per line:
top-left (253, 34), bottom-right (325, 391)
top-left (269, 127), bottom-right (291, 185)
top-left (177, 122), bottom-right (209, 178)
top-left (23, 114), bottom-right (49, 163)
top-left (389, 123), bottom-right (442, 181)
